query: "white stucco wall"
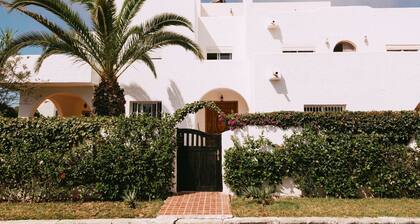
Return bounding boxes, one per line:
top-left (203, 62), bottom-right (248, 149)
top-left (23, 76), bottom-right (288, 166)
top-left (18, 0), bottom-right (420, 119)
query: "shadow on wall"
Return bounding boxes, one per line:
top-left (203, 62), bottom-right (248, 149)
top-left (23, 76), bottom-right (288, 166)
top-left (122, 82), bottom-right (192, 127)
top-left (167, 80), bottom-right (192, 128)
top-left (270, 77), bottom-right (291, 102)
top-left (122, 83), bottom-right (169, 113)
top-left (198, 19), bottom-right (218, 52)
top-left (269, 27), bottom-right (283, 43)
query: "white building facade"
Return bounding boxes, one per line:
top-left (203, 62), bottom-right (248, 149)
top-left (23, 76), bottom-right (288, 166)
top-left (19, 0), bottom-right (420, 133)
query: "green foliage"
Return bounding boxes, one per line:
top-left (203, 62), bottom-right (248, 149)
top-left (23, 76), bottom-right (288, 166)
top-left (0, 101), bottom-right (220, 202)
top-left (0, 116), bottom-right (175, 202)
top-left (285, 130), bottom-right (420, 198)
top-left (224, 135), bottom-right (286, 194)
top-left (0, 102), bottom-right (17, 117)
top-left (0, 0), bottom-right (203, 116)
top-left (225, 111), bottom-right (420, 145)
top-left (172, 101), bottom-right (221, 124)
top-left (224, 130), bottom-right (420, 198)
top-left (243, 184), bottom-right (276, 206)
top-left (123, 189), bottom-right (138, 209)
top-left (0, 29), bottom-right (31, 107)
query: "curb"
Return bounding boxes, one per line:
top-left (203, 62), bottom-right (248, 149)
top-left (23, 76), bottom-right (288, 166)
top-left (1, 217), bottom-right (419, 224)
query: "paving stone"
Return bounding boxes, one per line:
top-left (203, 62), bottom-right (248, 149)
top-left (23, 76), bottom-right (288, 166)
top-left (175, 218), bottom-right (222, 224)
top-left (158, 192), bottom-right (232, 217)
top-left (57, 219), bottom-right (155, 224)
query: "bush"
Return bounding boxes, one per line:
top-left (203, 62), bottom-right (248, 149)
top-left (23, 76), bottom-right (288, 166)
top-left (224, 135), bottom-right (286, 194)
top-left (0, 102), bottom-right (17, 118)
top-left (0, 116), bottom-right (175, 202)
top-left (0, 101), bottom-right (221, 202)
top-left (224, 130), bottom-right (420, 198)
top-left (224, 111), bottom-right (420, 145)
top-left (285, 130), bottom-right (420, 198)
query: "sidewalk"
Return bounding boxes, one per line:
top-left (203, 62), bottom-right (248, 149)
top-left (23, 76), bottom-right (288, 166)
top-left (1, 217), bottom-right (420, 224)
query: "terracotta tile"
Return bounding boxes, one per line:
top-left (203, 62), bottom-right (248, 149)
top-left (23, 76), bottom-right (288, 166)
top-left (158, 192), bottom-right (232, 216)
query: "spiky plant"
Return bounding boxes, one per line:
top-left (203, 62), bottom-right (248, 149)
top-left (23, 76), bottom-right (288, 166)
top-left (122, 189), bottom-right (137, 209)
top-left (243, 184), bottom-right (276, 206)
top-left (0, 0), bottom-right (203, 116)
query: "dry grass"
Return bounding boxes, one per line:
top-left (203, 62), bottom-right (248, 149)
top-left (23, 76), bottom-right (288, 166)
top-left (232, 197), bottom-right (420, 217)
top-left (0, 201), bottom-right (163, 220)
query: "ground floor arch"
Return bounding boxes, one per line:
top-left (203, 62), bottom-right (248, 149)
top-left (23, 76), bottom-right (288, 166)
top-left (196, 88), bottom-right (249, 133)
top-left (33, 93), bottom-right (92, 117)
top-left (18, 85), bottom-right (94, 118)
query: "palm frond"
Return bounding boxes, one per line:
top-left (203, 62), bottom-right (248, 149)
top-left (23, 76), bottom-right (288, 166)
top-left (142, 13), bottom-right (194, 34)
top-left (9, 0), bottom-right (92, 41)
top-left (117, 0), bottom-right (146, 33)
top-left (146, 31), bottom-right (204, 60)
top-left (69, 0), bottom-right (95, 11)
top-left (3, 0), bottom-right (203, 82)
top-left (6, 0), bottom-right (102, 65)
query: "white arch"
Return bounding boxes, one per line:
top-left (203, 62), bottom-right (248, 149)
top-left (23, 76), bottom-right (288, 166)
top-left (195, 88), bottom-right (249, 132)
top-left (334, 40), bottom-right (357, 52)
top-left (31, 92), bottom-right (91, 117)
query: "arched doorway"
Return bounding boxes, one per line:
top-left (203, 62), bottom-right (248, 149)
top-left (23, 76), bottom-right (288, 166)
top-left (334, 41), bottom-right (357, 52)
top-left (32, 93), bottom-right (92, 117)
top-left (196, 88), bottom-right (249, 134)
top-left (35, 99), bottom-right (58, 117)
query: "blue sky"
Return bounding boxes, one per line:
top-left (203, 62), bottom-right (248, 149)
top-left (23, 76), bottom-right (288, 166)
top-left (1, 0), bottom-right (420, 54)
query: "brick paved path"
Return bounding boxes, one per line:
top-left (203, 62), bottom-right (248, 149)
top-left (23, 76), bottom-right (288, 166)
top-left (158, 192), bottom-right (232, 217)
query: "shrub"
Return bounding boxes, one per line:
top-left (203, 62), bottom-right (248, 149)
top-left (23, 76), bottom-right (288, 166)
top-left (0, 101), bottom-right (221, 202)
top-left (224, 130), bottom-right (420, 198)
top-left (224, 135), bottom-right (286, 194)
top-left (0, 102), bottom-right (17, 118)
top-left (285, 130), bottom-right (420, 198)
top-left (224, 111), bottom-right (420, 145)
top-left (0, 116), bottom-right (175, 202)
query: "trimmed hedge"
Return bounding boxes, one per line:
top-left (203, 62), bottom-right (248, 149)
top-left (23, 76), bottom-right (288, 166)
top-left (224, 111), bottom-right (420, 198)
top-left (0, 116), bottom-right (175, 202)
top-left (0, 101), bottom-right (220, 202)
top-left (224, 111), bottom-right (420, 144)
top-left (224, 130), bottom-right (420, 198)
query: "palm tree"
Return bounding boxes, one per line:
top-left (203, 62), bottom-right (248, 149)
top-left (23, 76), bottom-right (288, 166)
top-left (0, 0), bottom-right (203, 116)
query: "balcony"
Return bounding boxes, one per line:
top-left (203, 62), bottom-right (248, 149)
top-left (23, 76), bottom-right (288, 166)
top-left (23, 55), bottom-right (100, 86)
top-left (200, 1), bottom-right (243, 17)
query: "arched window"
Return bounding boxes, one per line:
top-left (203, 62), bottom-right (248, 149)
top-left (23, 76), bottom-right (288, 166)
top-left (334, 41), bottom-right (356, 52)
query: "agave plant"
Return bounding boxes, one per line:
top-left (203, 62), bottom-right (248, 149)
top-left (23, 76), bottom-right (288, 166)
top-left (243, 184), bottom-right (276, 206)
top-left (122, 188), bottom-right (137, 209)
top-left (0, 0), bottom-right (203, 116)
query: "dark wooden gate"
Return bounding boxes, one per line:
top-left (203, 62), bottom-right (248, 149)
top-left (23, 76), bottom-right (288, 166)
top-left (177, 129), bottom-right (222, 192)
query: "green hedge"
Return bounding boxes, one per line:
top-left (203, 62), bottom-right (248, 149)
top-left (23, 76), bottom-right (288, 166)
top-left (224, 130), bottom-right (420, 198)
top-left (0, 101), bottom-right (220, 202)
top-left (0, 116), bottom-right (175, 202)
top-left (224, 111), bottom-right (420, 144)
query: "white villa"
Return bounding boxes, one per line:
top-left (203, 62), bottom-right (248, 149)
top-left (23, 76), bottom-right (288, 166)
top-left (19, 0), bottom-right (420, 134)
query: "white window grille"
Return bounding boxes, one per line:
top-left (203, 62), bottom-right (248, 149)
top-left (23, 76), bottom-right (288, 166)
top-left (130, 101), bottom-right (162, 117)
top-left (304, 104), bottom-right (346, 112)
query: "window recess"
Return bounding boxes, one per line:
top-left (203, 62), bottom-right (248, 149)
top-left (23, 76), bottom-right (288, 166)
top-left (304, 104), bottom-right (346, 112)
top-left (282, 47), bottom-right (315, 54)
top-left (282, 50), bottom-right (315, 54)
top-left (206, 52), bottom-right (233, 60)
top-left (130, 101), bottom-right (162, 117)
top-left (386, 45), bottom-right (420, 52)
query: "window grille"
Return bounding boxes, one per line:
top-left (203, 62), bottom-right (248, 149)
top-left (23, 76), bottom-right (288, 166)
top-left (131, 101), bottom-right (162, 117)
top-left (207, 53), bottom-right (233, 60)
top-left (304, 104), bottom-right (346, 112)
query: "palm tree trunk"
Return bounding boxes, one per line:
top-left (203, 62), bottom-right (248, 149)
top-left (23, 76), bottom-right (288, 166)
top-left (93, 78), bottom-right (126, 116)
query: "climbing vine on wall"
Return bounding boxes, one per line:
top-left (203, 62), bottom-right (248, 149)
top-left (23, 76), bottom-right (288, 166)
top-left (172, 101), bottom-right (222, 125)
top-left (224, 111), bottom-right (420, 144)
